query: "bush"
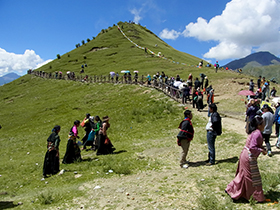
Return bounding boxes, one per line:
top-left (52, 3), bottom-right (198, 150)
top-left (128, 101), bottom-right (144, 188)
top-left (37, 191), bottom-right (61, 205)
top-left (87, 38), bottom-right (90, 43)
top-left (56, 54), bottom-right (61, 59)
top-left (81, 40), bottom-right (85, 45)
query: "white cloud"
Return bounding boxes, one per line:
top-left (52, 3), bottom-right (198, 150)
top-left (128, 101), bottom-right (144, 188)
top-left (130, 8), bottom-right (142, 23)
top-left (35, 59), bottom-right (53, 69)
top-left (0, 48), bottom-right (52, 77)
top-left (159, 28), bottom-right (180, 40)
top-left (160, 0), bottom-right (280, 60)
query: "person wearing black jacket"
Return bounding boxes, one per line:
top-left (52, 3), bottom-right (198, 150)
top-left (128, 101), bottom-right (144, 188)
top-left (43, 125), bottom-right (61, 177)
top-left (194, 77), bottom-right (201, 90)
top-left (177, 110), bottom-right (194, 168)
top-left (205, 104), bottom-right (222, 166)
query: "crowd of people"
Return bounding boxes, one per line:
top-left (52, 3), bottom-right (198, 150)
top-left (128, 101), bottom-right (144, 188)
top-left (177, 74), bottom-right (280, 203)
top-left (40, 69), bottom-right (280, 204)
top-left (43, 114), bottom-right (115, 178)
top-left (249, 76), bottom-right (277, 100)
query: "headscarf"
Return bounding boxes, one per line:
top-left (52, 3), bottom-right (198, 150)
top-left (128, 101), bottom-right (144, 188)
top-left (52, 125), bottom-right (61, 133)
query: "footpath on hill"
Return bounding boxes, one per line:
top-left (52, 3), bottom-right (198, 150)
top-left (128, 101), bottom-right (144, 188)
top-left (30, 73), bottom-right (279, 209)
top-left (67, 105), bottom-right (249, 210)
top-left (58, 85), bottom-right (252, 210)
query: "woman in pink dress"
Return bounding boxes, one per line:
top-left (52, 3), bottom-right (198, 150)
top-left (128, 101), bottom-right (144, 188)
top-left (225, 116), bottom-right (267, 202)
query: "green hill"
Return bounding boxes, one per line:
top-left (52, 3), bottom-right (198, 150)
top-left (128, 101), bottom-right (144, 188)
top-left (242, 64), bottom-right (280, 83)
top-left (1, 22), bottom-right (280, 209)
top-left (37, 21), bottom-right (202, 76)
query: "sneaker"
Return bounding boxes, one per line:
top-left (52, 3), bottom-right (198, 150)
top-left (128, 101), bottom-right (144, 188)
top-left (268, 151), bottom-right (272, 157)
top-left (180, 163), bottom-right (189, 168)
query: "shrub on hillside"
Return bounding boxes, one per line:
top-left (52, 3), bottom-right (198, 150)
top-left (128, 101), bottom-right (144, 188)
top-left (56, 54), bottom-right (61, 59)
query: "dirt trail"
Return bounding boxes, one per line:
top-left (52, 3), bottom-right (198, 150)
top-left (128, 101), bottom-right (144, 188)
top-left (54, 80), bottom-right (260, 209)
top-left (54, 104), bottom-right (250, 210)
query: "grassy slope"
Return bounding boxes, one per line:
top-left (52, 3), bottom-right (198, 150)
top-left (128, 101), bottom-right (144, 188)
top-left (1, 22), bottom-right (280, 209)
top-left (37, 21), bottom-right (201, 76)
top-left (243, 63), bottom-right (280, 83)
top-left (0, 75), bottom-right (184, 207)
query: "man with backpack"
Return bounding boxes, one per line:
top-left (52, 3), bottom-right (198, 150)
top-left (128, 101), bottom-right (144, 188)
top-left (205, 104), bottom-right (222, 166)
top-left (177, 110), bottom-right (194, 168)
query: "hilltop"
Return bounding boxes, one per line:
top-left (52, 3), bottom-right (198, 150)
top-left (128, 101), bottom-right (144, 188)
top-left (0, 72), bottom-right (20, 86)
top-left (36, 21), bottom-right (203, 76)
top-left (224, 51), bottom-right (280, 70)
top-left (224, 51), bottom-right (280, 82)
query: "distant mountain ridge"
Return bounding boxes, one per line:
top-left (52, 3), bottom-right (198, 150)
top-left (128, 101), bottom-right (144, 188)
top-left (223, 51), bottom-right (280, 70)
top-left (0, 72), bottom-right (20, 86)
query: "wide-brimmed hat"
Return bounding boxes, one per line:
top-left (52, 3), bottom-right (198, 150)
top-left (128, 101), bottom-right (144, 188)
top-left (102, 116), bottom-right (110, 121)
top-left (262, 104), bottom-right (269, 110)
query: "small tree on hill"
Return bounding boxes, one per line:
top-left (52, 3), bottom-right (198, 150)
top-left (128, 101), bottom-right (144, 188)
top-left (87, 38), bottom-right (90, 43)
top-left (92, 36), bottom-right (95, 40)
top-left (81, 40), bottom-right (85, 45)
top-left (57, 54), bottom-right (61, 59)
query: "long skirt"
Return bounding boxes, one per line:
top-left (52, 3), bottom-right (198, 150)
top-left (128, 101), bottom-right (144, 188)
top-left (62, 136), bottom-right (82, 164)
top-left (225, 148), bottom-right (265, 202)
top-left (43, 150), bottom-right (59, 176)
top-left (96, 134), bottom-right (114, 155)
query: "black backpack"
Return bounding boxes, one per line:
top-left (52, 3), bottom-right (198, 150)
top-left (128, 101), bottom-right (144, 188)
top-left (211, 112), bottom-right (222, 136)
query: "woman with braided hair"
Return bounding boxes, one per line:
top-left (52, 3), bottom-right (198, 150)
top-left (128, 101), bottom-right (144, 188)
top-left (43, 125), bottom-right (61, 178)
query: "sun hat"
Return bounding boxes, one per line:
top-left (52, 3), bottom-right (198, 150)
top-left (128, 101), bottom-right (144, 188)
top-left (262, 104), bottom-right (269, 109)
top-left (102, 116), bottom-right (110, 121)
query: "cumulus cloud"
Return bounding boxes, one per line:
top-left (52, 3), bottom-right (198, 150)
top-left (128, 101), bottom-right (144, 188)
top-left (159, 29), bottom-right (180, 40)
top-left (130, 8), bottom-right (142, 23)
top-left (0, 48), bottom-right (52, 77)
top-left (160, 0), bottom-right (280, 60)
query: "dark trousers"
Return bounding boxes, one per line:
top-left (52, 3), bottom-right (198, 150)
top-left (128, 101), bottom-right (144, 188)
top-left (183, 94), bottom-right (190, 104)
top-left (207, 131), bottom-right (217, 164)
top-left (262, 133), bottom-right (271, 151)
top-left (275, 122), bottom-right (279, 136)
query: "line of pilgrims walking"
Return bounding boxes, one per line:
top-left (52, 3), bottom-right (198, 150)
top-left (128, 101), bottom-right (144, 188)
top-left (42, 71), bottom-right (214, 177)
top-left (43, 115), bottom-right (115, 178)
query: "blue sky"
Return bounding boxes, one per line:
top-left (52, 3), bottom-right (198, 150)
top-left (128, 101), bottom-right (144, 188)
top-left (0, 0), bottom-right (279, 76)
